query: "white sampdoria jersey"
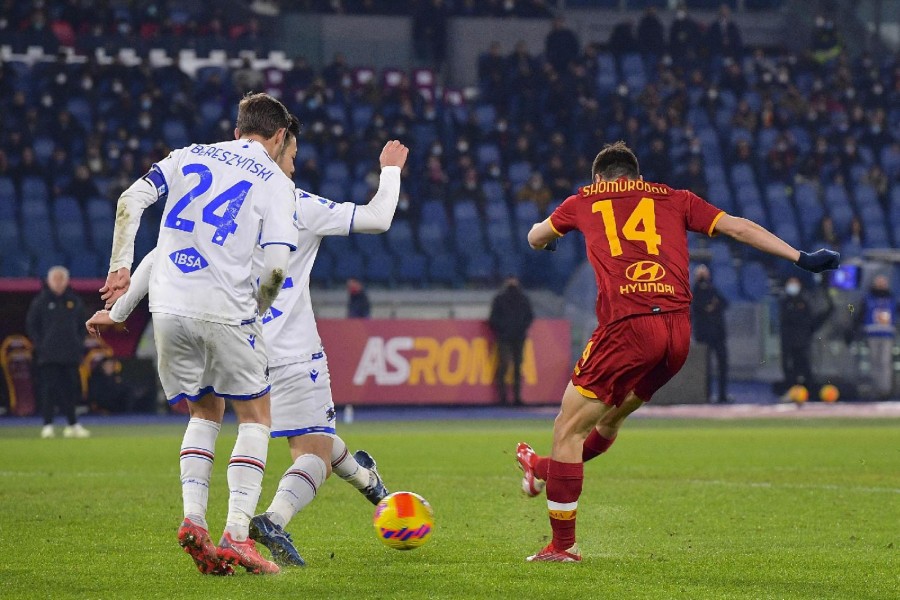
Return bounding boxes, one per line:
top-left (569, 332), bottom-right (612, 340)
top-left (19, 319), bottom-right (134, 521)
top-left (145, 139), bottom-right (297, 325)
top-left (260, 188), bottom-right (356, 367)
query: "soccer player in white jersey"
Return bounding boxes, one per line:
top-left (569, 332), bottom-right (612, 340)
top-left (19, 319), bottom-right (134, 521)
top-left (89, 117), bottom-right (409, 567)
top-left (99, 93), bottom-right (297, 576)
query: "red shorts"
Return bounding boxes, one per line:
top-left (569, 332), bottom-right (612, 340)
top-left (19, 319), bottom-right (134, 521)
top-left (571, 310), bottom-right (691, 406)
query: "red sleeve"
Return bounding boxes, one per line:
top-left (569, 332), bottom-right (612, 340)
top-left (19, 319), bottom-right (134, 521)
top-left (683, 190), bottom-right (725, 236)
top-left (548, 194), bottom-right (580, 235)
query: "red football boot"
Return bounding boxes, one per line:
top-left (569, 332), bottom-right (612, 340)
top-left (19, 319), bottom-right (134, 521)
top-left (526, 543), bottom-right (582, 562)
top-left (217, 532), bottom-right (280, 574)
top-left (516, 442), bottom-right (546, 497)
top-left (177, 519), bottom-right (234, 575)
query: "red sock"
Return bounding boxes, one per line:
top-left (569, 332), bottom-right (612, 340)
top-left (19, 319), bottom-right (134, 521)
top-left (545, 460), bottom-right (583, 550)
top-left (582, 430), bottom-right (616, 462)
top-left (533, 432), bottom-right (615, 480)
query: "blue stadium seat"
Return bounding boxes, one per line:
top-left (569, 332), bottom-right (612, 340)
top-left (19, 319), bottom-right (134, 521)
top-left (24, 217), bottom-right (54, 254)
top-left (712, 263), bottom-right (741, 302)
top-left (709, 241), bottom-right (732, 266)
top-left (0, 176), bottom-right (15, 202)
top-left (740, 262), bottom-right (769, 301)
top-left (482, 180), bottom-right (505, 205)
top-left (707, 184), bottom-right (734, 213)
top-left (90, 217), bottom-right (115, 253)
top-left (0, 219), bottom-right (21, 255)
top-left (333, 252), bottom-right (364, 281)
top-left (473, 104), bottom-right (497, 131)
top-left (86, 197), bottom-right (114, 221)
top-left (620, 53), bottom-right (646, 90)
top-left (454, 225), bottom-right (487, 258)
top-left (828, 205), bottom-right (854, 237)
top-left (33, 136), bottom-right (55, 165)
top-left (854, 183), bottom-right (879, 209)
top-left (595, 52), bottom-right (618, 93)
top-left (495, 251), bottom-right (522, 279)
top-left (463, 252), bottom-right (496, 282)
top-left (385, 221), bottom-right (417, 256)
top-left (323, 161), bottom-right (350, 182)
top-left (320, 234), bottom-right (353, 257)
top-left (21, 177), bottom-right (49, 203)
top-left (452, 200), bottom-right (479, 224)
top-left (395, 252), bottom-right (428, 285)
top-left (355, 232), bottom-right (386, 255)
top-left (297, 143), bottom-right (319, 164)
top-left (704, 165), bottom-right (727, 186)
top-left (508, 161), bottom-right (532, 188)
top-left (351, 105), bottom-right (374, 131)
top-left (417, 222), bottom-right (448, 257)
top-left (513, 201), bottom-right (540, 225)
top-left (162, 120), bottom-right (189, 148)
top-left (309, 250), bottom-right (334, 284)
top-left (66, 97), bottom-right (92, 129)
top-left (199, 100), bottom-right (224, 123)
top-left (325, 103), bottom-right (347, 127)
top-left (428, 253), bottom-right (459, 286)
top-left (53, 196), bottom-right (83, 222)
top-left (69, 251), bottom-right (100, 278)
top-left (0, 255), bottom-right (30, 277)
top-left (421, 201), bottom-right (449, 229)
top-left (57, 221), bottom-right (88, 251)
top-left (476, 143), bottom-right (501, 169)
top-left (365, 252), bottom-right (393, 284)
top-left (34, 251), bottom-right (66, 278)
top-left (319, 181), bottom-right (347, 202)
top-left (774, 222), bottom-right (801, 248)
top-left (730, 164), bottom-right (756, 187)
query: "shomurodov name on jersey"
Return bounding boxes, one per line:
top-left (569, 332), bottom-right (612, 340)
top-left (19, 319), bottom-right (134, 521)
top-left (189, 144), bottom-right (276, 182)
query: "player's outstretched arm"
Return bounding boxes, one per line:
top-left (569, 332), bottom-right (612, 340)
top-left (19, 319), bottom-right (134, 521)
top-left (101, 177), bottom-right (159, 304)
top-left (713, 215), bottom-right (840, 273)
top-left (351, 140), bottom-right (409, 234)
top-left (527, 219), bottom-right (561, 251)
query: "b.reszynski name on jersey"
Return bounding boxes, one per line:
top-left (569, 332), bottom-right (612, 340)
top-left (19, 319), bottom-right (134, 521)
top-left (257, 188), bottom-right (356, 366)
top-left (145, 139), bottom-right (298, 325)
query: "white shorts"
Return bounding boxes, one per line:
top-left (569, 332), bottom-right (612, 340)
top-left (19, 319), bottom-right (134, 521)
top-left (153, 313), bottom-right (270, 404)
top-left (269, 353), bottom-right (336, 438)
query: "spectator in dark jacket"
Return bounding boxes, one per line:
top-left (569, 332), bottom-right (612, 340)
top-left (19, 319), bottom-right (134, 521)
top-left (544, 17), bottom-right (580, 75)
top-left (779, 277), bottom-right (834, 393)
top-left (488, 276), bottom-right (534, 405)
top-left (691, 265), bottom-right (730, 403)
top-left (347, 278), bottom-right (371, 318)
top-left (25, 266), bottom-right (89, 439)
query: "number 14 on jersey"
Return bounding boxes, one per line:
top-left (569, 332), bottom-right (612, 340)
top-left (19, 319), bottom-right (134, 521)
top-left (592, 197), bottom-right (662, 256)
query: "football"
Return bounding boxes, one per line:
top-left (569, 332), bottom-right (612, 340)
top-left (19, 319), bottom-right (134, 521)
top-left (373, 491), bottom-right (434, 550)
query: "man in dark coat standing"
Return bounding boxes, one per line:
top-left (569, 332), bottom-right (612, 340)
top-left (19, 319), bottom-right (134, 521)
top-left (691, 265), bottom-right (730, 403)
top-left (779, 276), bottom-right (834, 393)
top-left (26, 266), bottom-right (90, 438)
top-left (489, 276), bottom-right (534, 405)
top-left (545, 17), bottom-right (580, 75)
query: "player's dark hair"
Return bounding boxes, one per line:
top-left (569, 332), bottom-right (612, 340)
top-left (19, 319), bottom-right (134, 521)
top-left (592, 141), bottom-right (640, 180)
top-left (277, 114), bottom-right (301, 160)
top-left (236, 92), bottom-right (291, 139)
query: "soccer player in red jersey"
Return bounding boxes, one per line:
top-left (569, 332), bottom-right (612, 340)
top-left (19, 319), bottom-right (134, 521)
top-left (518, 141), bottom-right (839, 562)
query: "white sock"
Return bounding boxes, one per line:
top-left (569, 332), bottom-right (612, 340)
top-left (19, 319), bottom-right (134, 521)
top-left (265, 453), bottom-right (327, 528)
top-left (331, 436), bottom-right (370, 490)
top-left (224, 422), bottom-right (270, 541)
top-left (180, 417), bottom-right (221, 530)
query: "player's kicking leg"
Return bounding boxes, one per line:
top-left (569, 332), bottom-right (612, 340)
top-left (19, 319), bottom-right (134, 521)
top-left (517, 407), bottom-right (623, 498)
top-left (331, 436), bottom-right (389, 505)
top-left (176, 393), bottom-right (233, 575)
top-left (526, 383), bottom-right (643, 563)
top-left (215, 394), bottom-right (280, 575)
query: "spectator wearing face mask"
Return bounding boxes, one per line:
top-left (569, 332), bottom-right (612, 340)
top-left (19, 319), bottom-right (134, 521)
top-left (779, 277), bottom-right (834, 394)
top-left (855, 275), bottom-right (898, 398)
top-left (691, 265), bottom-right (730, 403)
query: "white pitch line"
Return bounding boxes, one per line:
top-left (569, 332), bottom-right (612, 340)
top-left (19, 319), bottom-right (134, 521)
top-left (681, 478), bottom-right (900, 494)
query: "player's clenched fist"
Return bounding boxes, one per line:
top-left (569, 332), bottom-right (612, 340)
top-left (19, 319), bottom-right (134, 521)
top-left (85, 309), bottom-right (116, 339)
top-left (380, 140), bottom-right (409, 170)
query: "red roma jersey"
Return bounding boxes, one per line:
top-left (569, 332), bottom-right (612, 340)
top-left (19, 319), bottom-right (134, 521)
top-left (549, 178), bottom-right (724, 326)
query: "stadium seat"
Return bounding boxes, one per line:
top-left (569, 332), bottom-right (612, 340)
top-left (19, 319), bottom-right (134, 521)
top-left (365, 252), bottom-right (394, 285)
top-left (308, 249), bottom-right (334, 285)
top-left (463, 252), bottom-right (496, 283)
top-left (21, 177), bottom-right (49, 204)
top-left (421, 201), bottom-right (449, 230)
top-left (53, 196), bottom-right (83, 222)
top-left (0, 219), bottom-right (21, 255)
top-left (385, 221), bottom-right (417, 256)
top-left (417, 222), bottom-right (448, 257)
top-left (712, 264), bottom-right (741, 302)
top-left (319, 181), bottom-right (347, 202)
top-left (395, 252), bottom-right (428, 285)
top-left (34, 251), bottom-right (66, 278)
top-left (495, 251), bottom-right (522, 279)
top-left (86, 197), bottom-right (114, 221)
top-left (476, 143), bottom-right (501, 169)
top-left (428, 253), bottom-right (459, 286)
top-left (69, 251), bottom-right (100, 278)
top-left (355, 232), bottom-right (387, 256)
top-left (482, 180), bottom-right (505, 205)
top-left (323, 161), bottom-right (350, 182)
top-left (23, 217), bottom-right (54, 254)
top-left (333, 252), bottom-right (365, 281)
top-left (740, 262), bottom-right (769, 301)
top-left (57, 221), bottom-right (88, 252)
top-left (508, 161), bottom-right (532, 188)
top-left (0, 255), bottom-right (30, 277)
top-left (473, 104), bottom-right (497, 131)
top-left (162, 120), bottom-right (189, 148)
top-left (452, 200), bottom-right (479, 224)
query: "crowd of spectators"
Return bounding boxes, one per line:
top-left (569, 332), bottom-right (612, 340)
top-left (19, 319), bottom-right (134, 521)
top-left (0, 4), bottom-right (897, 290)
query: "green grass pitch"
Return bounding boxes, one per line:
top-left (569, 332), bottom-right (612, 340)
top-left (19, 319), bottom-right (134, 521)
top-left (1, 418), bottom-right (897, 599)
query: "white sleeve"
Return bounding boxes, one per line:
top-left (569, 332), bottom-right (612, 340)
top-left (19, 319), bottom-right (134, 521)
top-left (108, 177), bottom-right (159, 272)
top-left (257, 243), bottom-right (291, 313)
top-left (351, 166), bottom-right (401, 234)
top-left (107, 149), bottom-right (184, 272)
top-left (260, 179), bottom-right (300, 250)
top-left (109, 248), bottom-right (155, 322)
top-left (295, 189), bottom-right (356, 237)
